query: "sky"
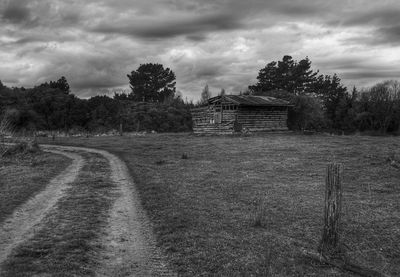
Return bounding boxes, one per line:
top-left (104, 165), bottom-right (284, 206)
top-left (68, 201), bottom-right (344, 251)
top-left (1, 0), bottom-right (400, 100)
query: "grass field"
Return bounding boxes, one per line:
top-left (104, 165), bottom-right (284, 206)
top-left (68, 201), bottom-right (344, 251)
top-left (0, 151), bottom-right (70, 224)
top-left (1, 151), bottom-right (116, 277)
top-left (40, 133), bottom-right (400, 276)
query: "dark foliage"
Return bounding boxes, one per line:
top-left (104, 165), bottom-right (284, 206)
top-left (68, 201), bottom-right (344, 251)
top-left (0, 76), bottom-right (192, 133)
top-left (127, 63), bottom-right (176, 102)
top-left (249, 55), bottom-right (317, 95)
top-left (39, 76), bottom-right (70, 94)
top-left (1, 58), bottom-right (399, 135)
top-left (250, 56), bottom-right (400, 134)
top-left (2, 140), bottom-right (40, 157)
top-left (117, 96), bottom-right (193, 132)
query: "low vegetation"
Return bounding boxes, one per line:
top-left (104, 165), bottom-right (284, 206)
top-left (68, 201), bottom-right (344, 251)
top-left (0, 150), bottom-right (70, 224)
top-left (1, 152), bottom-right (116, 276)
top-left (39, 133), bottom-right (400, 276)
top-left (2, 58), bottom-right (400, 136)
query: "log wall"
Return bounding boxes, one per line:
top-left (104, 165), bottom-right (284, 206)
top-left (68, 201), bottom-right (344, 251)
top-left (191, 107), bottom-right (236, 134)
top-left (237, 107), bottom-right (288, 132)
top-left (191, 106), bottom-right (288, 134)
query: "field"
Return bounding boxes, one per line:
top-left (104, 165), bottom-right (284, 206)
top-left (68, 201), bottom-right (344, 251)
top-left (1, 150), bottom-right (116, 276)
top-left (0, 150), bottom-right (70, 224)
top-left (37, 133), bottom-right (400, 276)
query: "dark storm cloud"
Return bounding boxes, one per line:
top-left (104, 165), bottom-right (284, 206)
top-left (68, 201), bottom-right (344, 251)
top-left (14, 36), bottom-right (46, 44)
top-left (91, 12), bottom-right (244, 39)
top-left (72, 75), bottom-right (126, 89)
top-left (378, 25), bottom-right (400, 44)
top-left (1, 0), bottom-right (400, 99)
top-left (316, 56), bottom-right (399, 77)
top-left (341, 25), bottom-right (400, 47)
top-left (342, 70), bottom-right (400, 80)
top-left (342, 9), bottom-right (400, 28)
top-left (1, 0), bottom-right (31, 24)
top-left (315, 57), bottom-right (368, 71)
top-left (53, 54), bottom-right (134, 90)
top-left (327, 7), bottom-right (400, 45)
top-left (272, 1), bottom-right (325, 16)
top-left (186, 34), bottom-right (208, 42)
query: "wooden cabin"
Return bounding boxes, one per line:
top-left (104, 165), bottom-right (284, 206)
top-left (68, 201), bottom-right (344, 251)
top-left (191, 95), bottom-right (291, 134)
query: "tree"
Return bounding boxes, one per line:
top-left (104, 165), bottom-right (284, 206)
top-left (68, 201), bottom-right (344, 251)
top-left (288, 95), bottom-right (325, 131)
top-left (199, 84), bottom-right (211, 105)
top-left (127, 63), bottom-right (176, 102)
top-left (249, 55), bottom-right (318, 95)
top-left (355, 81), bottom-right (400, 133)
top-left (27, 86), bottom-right (71, 130)
top-left (219, 88), bottom-right (226, 96)
top-left (40, 76), bottom-right (71, 94)
top-left (50, 76), bottom-right (70, 94)
top-left (313, 74), bottom-right (348, 129)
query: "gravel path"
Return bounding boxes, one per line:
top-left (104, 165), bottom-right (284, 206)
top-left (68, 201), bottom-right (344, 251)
top-left (0, 149), bottom-right (84, 265)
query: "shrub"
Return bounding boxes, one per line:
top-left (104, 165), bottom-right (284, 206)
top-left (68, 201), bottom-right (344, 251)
top-left (0, 116), bottom-right (15, 156)
top-left (288, 95), bottom-right (326, 131)
top-left (1, 140), bottom-right (40, 157)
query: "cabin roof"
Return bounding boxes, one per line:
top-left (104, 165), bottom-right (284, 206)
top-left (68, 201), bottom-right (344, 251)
top-left (208, 95), bottom-right (291, 106)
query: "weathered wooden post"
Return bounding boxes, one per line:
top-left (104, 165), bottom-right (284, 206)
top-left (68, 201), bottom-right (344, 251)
top-left (319, 163), bottom-right (343, 256)
top-left (305, 163), bottom-right (389, 276)
top-left (119, 122), bottom-right (123, 136)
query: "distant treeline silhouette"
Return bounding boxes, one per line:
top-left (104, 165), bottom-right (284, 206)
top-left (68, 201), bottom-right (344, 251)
top-left (0, 76), bottom-right (193, 134)
top-left (246, 56), bottom-right (400, 134)
top-left (0, 60), bottom-right (399, 134)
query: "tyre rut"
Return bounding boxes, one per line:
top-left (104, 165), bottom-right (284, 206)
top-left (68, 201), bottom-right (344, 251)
top-left (0, 149), bottom-right (84, 265)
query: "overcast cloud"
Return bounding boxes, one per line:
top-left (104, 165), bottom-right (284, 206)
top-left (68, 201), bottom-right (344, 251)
top-left (1, 0), bottom-right (399, 99)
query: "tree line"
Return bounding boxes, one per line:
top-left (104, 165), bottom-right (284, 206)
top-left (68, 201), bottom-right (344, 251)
top-left (246, 55), bottom-right (400, 134)
top-left (0, 63), bottom-right (193, 134)
top-left (1, 59), bottom-right (399, 135)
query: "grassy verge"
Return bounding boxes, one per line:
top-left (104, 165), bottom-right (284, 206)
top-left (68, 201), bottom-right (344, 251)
top-left (38, 133), bottom-right (400, 276)
top-left (1, 152), bottom-right (117, 277)
top-left (0, 151), bottom-right (70, 224)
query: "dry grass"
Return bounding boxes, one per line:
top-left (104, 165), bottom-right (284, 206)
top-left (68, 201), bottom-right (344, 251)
top-left (0, 151), bottom-right (70, 224)
top-left (0, 117), bottom-right (14, 156)
top-left (1, 152), bottom-right (117, 277)
top-left (252, 196), bottom-right (270, 228)
top-left (38, 133), bottom-right (400, 276)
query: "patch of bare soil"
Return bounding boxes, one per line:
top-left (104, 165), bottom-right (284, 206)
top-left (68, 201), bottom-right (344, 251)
top-left (0, 149), bottom-right (84, 265)
top-left (43, 145), bottom-right (176, 276)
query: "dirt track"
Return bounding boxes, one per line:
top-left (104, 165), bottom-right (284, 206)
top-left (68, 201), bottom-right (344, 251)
top-left (0, 145), bottom-right (175, 276)
top-left (0, 149), bottom-right (83, 265)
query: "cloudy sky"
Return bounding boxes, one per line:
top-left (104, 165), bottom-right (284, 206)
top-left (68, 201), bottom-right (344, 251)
top-left (1, 0), bottom-right (399, 100)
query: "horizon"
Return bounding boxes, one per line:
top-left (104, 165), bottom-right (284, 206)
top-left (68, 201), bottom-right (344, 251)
top-left (1, 0), bottom-right (399, 101)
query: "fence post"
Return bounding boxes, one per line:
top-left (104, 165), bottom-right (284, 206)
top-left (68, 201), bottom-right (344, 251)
top-left (119, 122), bottom-right (123, 136)
top-left (319, 163), bottom-right (343, 256)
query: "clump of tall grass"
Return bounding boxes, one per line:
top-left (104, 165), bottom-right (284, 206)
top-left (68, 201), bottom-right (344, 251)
top-left (252, 196), bottom-right (269, 227)
top-left (386, 152), bottom-right (400, 168)
top-left (0, 117), bottom-right (14, 157)
top-left (0, 116), bottom-right (40, 157)
top-left (2, 140), bottom-right (40, 157)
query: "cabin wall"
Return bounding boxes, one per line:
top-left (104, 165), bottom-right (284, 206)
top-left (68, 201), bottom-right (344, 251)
top-left (191, 105), bottom-right (288, 134)
top-left (237, 106), bottom-right (288, 131)
top-left (191, 107), bottom-right (237, 134)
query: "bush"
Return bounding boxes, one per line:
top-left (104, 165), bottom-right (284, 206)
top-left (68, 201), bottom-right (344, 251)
top-left (288, 95), bottom-right (326, 131)
top-left (2, 140), bottom-right (40, 157)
